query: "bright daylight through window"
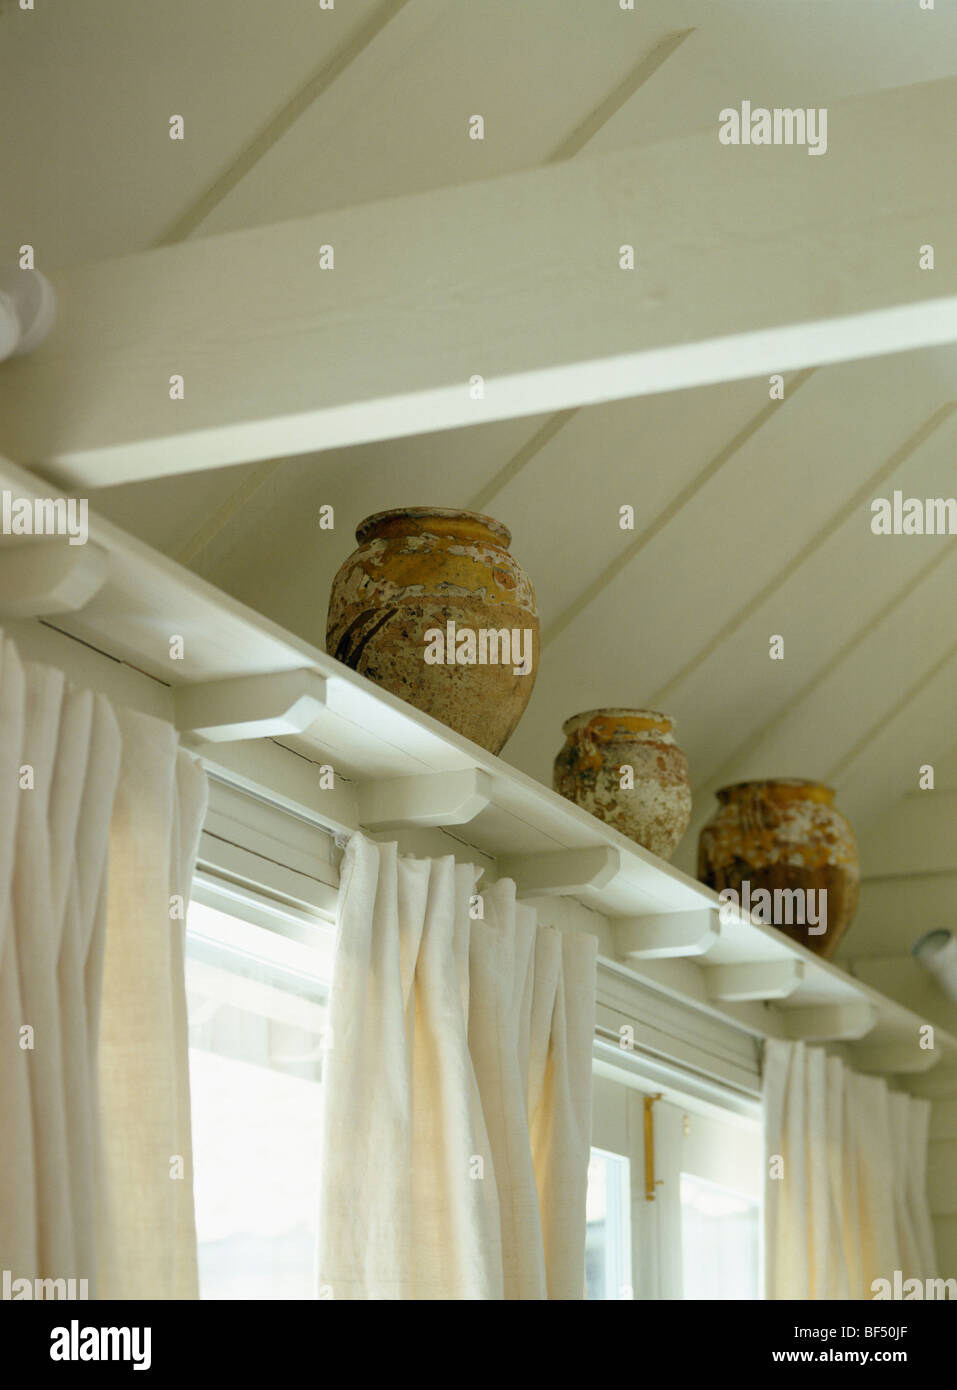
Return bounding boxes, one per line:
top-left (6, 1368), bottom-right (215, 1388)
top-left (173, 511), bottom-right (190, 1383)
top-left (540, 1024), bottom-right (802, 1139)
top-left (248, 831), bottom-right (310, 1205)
top-left (186, 899), bottom-right (331, 1300)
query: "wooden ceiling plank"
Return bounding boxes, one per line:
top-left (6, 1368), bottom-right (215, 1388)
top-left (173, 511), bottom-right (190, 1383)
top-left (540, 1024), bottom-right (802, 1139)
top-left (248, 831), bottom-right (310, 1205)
top-left (172, 457), bottom-right (288, 564)
top-left (684, 543), bottom-right (957, 844)
top-left (674, 559), bottom-right (957, 871)
top-left (827, 641), bottom-right (957, 787)
top-left (196, 3), bottom-right (685, 236)
top-left (498, 351), bottom-right (957, 800)
top-left (546, 29), bottom-right (695, 162)
top-left (467, 410), bottom-right (579, 514)
top-left (647, 402), bottom-right (957, 709)
top-left (157, 0), bottom-right (425, 246)
top-left (542, 370), bottom-right (816, 648)
top-left (833, 650), bottom-right (957, 836)
top-left (196, 3), bottom-right (957, 239)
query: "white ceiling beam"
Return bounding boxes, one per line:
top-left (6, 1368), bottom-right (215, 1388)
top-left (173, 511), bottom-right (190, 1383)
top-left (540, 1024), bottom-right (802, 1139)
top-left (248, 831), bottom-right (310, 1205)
top-left (3, 78), bottom-right (957, 488)
top-left (170, 25), bottom-right (695, 551)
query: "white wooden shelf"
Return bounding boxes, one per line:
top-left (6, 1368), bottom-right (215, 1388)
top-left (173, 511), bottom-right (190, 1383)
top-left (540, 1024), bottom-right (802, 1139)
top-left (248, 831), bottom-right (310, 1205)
top-left (2, 453), bottom-right (955, 1078)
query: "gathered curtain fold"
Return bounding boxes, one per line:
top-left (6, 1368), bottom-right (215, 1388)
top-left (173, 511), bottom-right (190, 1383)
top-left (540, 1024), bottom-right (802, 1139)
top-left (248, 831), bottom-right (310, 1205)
top-left (0, 631), bottom-right (207, 1299)
top-left (317, 833), bottom-right (598, 1300)
top-left (764, 1038), bottom-right (938, 1300)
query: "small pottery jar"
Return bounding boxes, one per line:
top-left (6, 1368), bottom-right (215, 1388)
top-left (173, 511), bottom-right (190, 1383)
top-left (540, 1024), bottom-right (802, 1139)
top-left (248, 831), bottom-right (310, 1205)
top-left (326, 507), bottom-right (539, 755)
top-left (697, 779), bottom-right (859, 960)
top-left (552, 709), bottom-right (692, 860)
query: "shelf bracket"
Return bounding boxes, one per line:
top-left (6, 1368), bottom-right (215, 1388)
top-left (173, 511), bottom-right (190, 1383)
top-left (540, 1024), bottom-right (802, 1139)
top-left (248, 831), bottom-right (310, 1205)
top-left (706, 959), bottom-right (805, 1003)
top-left (0, 539), bottom-right (109, 618)
top-left (779, 1001), bottom-right (879, 1042)
top-left (357, 768), bottom-right (492, 830)
top-left (849, 1040), bottom-right (942, 1075)
top-left (615, 908), bottom-right (720, 960)
top-left (497, 846), bottom-right (620, 897)
top-left (173, 669), bottom-right (326, 742)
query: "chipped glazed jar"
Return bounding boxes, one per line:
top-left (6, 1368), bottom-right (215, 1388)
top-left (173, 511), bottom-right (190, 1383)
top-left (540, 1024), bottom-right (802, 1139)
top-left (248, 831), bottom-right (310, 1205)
top-left (326, 507), bottom-right (539, 754)
top-left (697, 778), bottom-right (859, 960)
top-left (552, 708), bottom-right (692, 860)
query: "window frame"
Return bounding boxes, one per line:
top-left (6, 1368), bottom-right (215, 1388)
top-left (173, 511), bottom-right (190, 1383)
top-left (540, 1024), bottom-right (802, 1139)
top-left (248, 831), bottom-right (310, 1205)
top-left (590, 1065), bottom-right (762, 1300)
top-left (193, 780), bottom-right (766, 1302)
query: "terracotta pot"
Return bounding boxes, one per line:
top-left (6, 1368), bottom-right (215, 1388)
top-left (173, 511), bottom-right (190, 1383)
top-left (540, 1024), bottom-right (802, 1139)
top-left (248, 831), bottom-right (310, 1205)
top-left (326, 507), bottom-right (539, 754)
top-left (697, 778), bottom-right (859, 960)
top-left (552, 708), bottom-right (692, 860)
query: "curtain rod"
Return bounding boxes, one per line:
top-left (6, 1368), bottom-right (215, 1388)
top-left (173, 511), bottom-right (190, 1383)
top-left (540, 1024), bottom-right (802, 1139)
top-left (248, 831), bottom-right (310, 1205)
top-left (593, 1025), bottom-right (763, 1104)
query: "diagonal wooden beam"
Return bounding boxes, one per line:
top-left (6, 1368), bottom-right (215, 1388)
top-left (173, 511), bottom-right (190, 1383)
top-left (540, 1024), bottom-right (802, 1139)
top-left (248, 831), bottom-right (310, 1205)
top-left (158, 29), bottom-right (695, 558)
top-left (4, 78), bottom-right (957, 488)
top-left (192, 33), bottom-right (697, 555)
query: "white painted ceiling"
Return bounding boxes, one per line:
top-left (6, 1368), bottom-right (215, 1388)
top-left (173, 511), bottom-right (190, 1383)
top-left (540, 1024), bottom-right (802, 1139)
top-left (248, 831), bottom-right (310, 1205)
top-left (2, 0), bottom-right (955, 883)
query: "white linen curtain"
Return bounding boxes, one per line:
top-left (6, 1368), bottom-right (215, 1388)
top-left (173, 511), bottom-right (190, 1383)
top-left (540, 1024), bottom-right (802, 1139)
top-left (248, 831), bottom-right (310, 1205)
top-left (764, 1038), bottom-right (938, 1299)
top-left (0, 632), bottom-right (207, 1299)
top-left (317, 833), bottom-right (598, 1300)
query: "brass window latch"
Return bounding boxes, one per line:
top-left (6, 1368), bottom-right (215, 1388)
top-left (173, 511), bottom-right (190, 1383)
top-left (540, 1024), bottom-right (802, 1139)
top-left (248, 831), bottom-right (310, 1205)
top-left (644, 1092), bottom-right (664, 1201)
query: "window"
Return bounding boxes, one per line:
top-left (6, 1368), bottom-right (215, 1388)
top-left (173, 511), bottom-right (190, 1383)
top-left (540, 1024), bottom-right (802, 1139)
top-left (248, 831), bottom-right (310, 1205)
top-left (680, 1174), bottom-right (760, 1300)
top-left (589, 1072), bottom-right (762, 1299)
top-left (673, 1100), bottom-right (762, 1300)
top-left (186, 895), bottom-right (333, 1300)
top-left (585, 1148), bottom-right (632, 1301)
top-left (186, 791), bottom-right (763, 1303)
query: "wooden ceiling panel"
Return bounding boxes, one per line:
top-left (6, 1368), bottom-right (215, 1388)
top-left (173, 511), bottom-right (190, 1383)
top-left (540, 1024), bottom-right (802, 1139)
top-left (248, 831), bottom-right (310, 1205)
top-left (660, 407), bottom-right (957, 782)
top-left (587, 1), bottom-right (957, 157)
top-left (675, 552), bottom-right (957, 859)
top-left (499, 349), bottom-right (957, 788)
top-left (526, 361), bottom-right (944, 669)
top-left (194, 0), bottom-right (680, 237)
top-left (90, 460), bottom-right (264, 556)
top-left (0, 0), bottom-right (384, 267)
top-left (482, 375), bottom-right (770, 626)
top-left (7, 0), bottom-right (955, 273)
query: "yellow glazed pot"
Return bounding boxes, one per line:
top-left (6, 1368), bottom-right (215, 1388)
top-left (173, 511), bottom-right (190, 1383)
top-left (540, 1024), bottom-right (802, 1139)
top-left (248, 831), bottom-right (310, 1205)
top-left (697, 778), bottom-right (859, 960)
top-left (553, 708), bottom-right (692, 860)
top-left (326, 507), bottom-right (539, 755)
